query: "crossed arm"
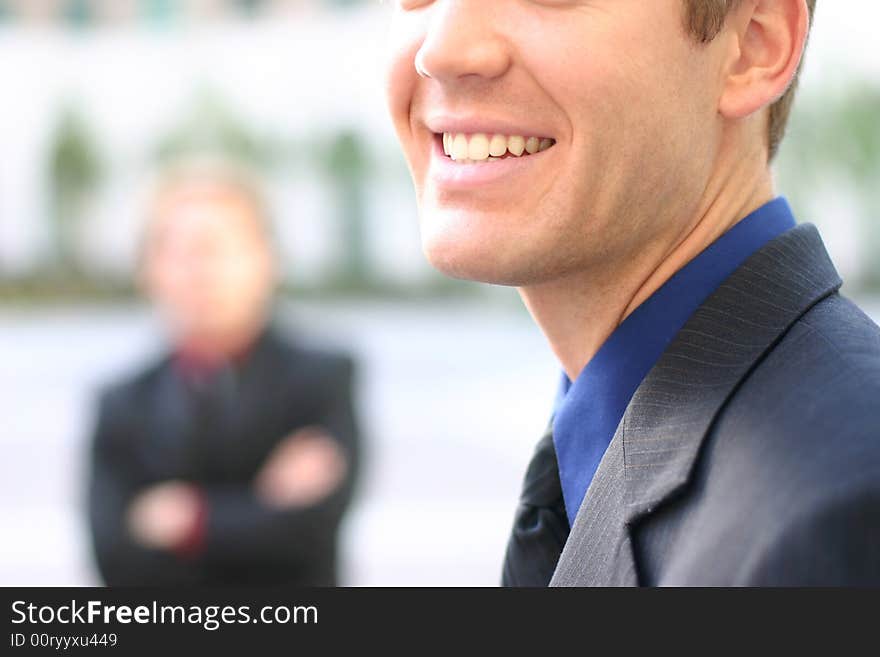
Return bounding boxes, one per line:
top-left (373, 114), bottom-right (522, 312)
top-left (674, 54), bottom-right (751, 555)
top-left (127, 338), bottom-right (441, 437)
top-left (88, 365), bottom-right (360, 585)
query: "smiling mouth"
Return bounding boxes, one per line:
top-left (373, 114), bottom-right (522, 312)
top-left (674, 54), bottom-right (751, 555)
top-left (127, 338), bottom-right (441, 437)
top-left (439, 132), bottom-right (556, 164)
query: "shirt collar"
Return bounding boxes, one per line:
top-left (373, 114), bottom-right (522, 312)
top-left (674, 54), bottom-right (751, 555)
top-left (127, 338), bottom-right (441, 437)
top-left (552, 197), bottom-right (798, 525)
top-left (173, 325), bottom-right (270, 385)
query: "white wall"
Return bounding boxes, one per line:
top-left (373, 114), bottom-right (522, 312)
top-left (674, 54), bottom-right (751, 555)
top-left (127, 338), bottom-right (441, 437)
top-left (0, 4), bottom-right (430, 284)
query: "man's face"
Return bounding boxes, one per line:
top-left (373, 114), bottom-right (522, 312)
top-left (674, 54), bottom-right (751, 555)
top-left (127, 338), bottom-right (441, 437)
top-left (143, 185), bottom-right (275, 344)
top-left (387, 0), bottom-right (726, 286)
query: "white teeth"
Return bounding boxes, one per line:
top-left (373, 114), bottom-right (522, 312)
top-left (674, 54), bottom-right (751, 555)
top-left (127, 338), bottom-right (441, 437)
top-left (441, 132), bottom-right (554, 161)
top-left (507, 135), bottom-right (526, 157)
top-left (489, 134), bottom-right (508, 157)
top-left (452, 134), bottom-right (469, 161)
top-left (468, 133), bottom-right (490, 161)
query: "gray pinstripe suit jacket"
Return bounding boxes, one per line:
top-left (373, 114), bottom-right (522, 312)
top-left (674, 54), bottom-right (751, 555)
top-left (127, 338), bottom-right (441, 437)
top-left (550, 223), bottom-right (880, 586)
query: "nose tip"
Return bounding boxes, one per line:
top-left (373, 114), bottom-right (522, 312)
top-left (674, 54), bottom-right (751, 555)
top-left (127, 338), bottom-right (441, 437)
top-left (414, 6), bottom-right (511, 83)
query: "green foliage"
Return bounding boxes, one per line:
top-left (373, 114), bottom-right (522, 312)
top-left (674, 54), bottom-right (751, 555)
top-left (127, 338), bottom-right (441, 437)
top-left (780, 84), bottom-right (880, 188)
top-left (143, 0), bottom-right (176, 27)
top-left (50, 110), bottom-right (102, 195)
top-left (154, 89), bottom-right (280, 169)
top-left (63, 0), bottom-right (91, 27)
top-left (322, 130), bottom-right (371, 282)
top-left (325, 130), bottom-right (369, 180)
top-left (775, 81), bottom-right (880, 291)
top-left (322, 0), bottom-right (368, 8)
top-left (47, 106), bottom-right (103, 275)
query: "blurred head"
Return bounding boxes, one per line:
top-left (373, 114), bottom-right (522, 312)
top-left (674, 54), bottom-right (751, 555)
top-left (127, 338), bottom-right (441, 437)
top-left (140, 160), bottom-right (276, 352)
top-left (386, 0), bottom-right (814, 287)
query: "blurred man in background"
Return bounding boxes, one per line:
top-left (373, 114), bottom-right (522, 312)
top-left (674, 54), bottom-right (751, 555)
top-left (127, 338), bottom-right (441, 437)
top-left (87, 160), bottom-right (360, 586)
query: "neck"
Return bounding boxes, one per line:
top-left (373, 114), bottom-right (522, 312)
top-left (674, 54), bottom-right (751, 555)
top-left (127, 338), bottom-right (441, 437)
top-left (176, 322), bottom-right (265, 365)
top-left (519, 153), bottom-right (774, 382)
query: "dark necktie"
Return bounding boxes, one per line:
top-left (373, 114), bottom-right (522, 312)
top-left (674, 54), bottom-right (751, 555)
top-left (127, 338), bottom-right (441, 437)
top-left (181, 364), bottom-right (241, 478)
top-left (501, 425), bottom-right (571, 587)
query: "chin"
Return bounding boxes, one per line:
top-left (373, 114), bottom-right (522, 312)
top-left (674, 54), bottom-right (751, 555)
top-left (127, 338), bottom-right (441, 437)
top-left (418, 199), bottom-right (574, 286)
top-left (420, 228), bottom-right (541, 287)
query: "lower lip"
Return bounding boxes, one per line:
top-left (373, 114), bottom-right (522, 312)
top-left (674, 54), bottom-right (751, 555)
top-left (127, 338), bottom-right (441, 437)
top-left (427, 136), bottom-right (555, 190)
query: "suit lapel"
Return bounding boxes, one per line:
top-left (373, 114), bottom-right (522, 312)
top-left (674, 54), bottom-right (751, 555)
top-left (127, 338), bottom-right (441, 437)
top-left (551, 223), bottom-right (843, 586)
top-left (550, 420), bottom-right (638, 586)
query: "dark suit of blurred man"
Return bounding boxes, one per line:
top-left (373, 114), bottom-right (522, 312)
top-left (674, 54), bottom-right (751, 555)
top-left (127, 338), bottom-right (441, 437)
top-left (88, 162), bottom-right (360, 586)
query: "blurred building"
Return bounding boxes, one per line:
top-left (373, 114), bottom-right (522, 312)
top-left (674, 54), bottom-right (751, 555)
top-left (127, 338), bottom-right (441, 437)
top-left (0, 1), bottom-right (325, 25)
top-left (0, 1), bottom-right (878, 295)
top-left (0, 0), bottom-right (441, 295)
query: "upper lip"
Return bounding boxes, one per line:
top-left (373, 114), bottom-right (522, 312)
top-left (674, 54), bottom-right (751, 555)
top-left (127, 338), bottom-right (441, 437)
top-left (424, 114), bottom-right (557, 139)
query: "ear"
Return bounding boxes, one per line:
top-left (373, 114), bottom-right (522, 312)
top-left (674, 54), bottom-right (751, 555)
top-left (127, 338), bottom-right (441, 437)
top-left (718, 0), bottom-right (810, 120)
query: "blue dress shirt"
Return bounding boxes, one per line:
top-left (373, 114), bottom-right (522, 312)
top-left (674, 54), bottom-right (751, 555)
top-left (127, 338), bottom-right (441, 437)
top-left (552, 197), bottom-right (798, 525)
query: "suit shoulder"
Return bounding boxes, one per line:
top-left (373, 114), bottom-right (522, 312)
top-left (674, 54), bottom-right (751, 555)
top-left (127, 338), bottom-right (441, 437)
top-left (789, 293), bottom-right (880, 405)
top-left (800, 293), bottom-right (880, 365)
top-left (714, 293), bottom-right (880, 498)
top-left (95, 354), bottom-right (169, 413)
top-left (265, 329), bottom-right (356, 381)
top-left (746, 292), bottom-right (880, 413)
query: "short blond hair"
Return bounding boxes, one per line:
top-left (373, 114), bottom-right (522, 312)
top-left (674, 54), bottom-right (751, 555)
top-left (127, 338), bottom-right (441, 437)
top-left (142, 156), bottom-right (274, 254)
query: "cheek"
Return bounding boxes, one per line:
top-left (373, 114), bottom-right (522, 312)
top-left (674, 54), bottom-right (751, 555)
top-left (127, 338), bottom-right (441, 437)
top-left (216, 256), bottom-right (269, 309)
top-left (384, 16), bottom-right (422, 147)
top-left (554, 40), bottom-right (706, 187)
top-left (533, 9), bottom-right (696, 139)
top-left (148, 261), bottom-right (187, 305)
